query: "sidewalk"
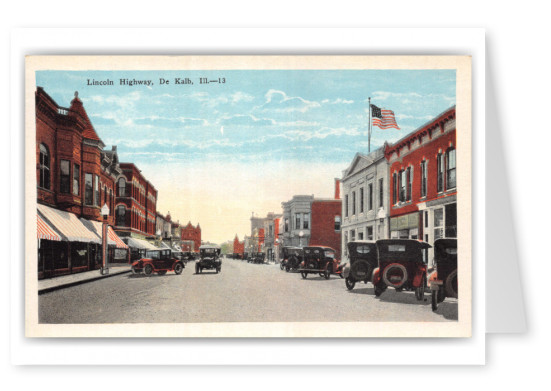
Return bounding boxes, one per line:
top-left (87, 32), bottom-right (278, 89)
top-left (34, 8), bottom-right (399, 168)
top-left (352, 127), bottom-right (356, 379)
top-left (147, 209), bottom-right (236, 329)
top-left (38, 264), bottom-right (131, 294)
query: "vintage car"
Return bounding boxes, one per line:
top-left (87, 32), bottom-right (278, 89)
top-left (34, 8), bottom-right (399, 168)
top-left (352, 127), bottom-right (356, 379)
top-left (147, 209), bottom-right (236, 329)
top-left (428, 238), bottom-right (458, 311)
top-left (248, 252), bottom-right (266, 264)
top-left (298, 246), bottom-right (345, 279)
top-left (343, 241), bottom-right (378, 290)
top-left (372, 239), bottom-right (431, 299)
top-left (131, 249), bottom-right (185, 276)
top-left (195, 245), bottom-right (222, 274)
top-left (280, 246), bottom-right (304, 272)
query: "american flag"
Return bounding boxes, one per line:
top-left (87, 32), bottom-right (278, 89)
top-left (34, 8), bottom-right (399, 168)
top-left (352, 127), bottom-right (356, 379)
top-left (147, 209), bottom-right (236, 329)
top-left (371, 104), bottom-right (400, 129)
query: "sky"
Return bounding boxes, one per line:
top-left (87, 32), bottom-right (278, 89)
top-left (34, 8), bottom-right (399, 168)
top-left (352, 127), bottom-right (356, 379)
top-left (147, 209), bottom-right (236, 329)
top-left (36, 69), bottom-right (456, 244)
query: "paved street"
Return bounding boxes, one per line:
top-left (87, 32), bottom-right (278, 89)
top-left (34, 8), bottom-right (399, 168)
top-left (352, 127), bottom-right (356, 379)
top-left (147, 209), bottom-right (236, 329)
top-left (39, 257), bottom-right (458, 323)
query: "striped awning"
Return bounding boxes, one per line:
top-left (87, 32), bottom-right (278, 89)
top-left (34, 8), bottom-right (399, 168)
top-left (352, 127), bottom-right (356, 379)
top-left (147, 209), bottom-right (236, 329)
top-left (108, 227), bottom-right (128, 249)
top-left (125, 237), bottom-right (159, 250)
top-left (37, 204), bottom-right (101, 244)
top-left (37, 214), bottom-right (61, 241)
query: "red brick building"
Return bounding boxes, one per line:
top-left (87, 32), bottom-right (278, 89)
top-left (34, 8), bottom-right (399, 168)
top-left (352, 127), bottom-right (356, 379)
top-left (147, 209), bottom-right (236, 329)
top-left (181, 221), bottom-right (201, 252)
top-left (385, 106), bottom-right (456, 262)
top-left (114, 163), bottom-right (157, 240)
top-left (310, 200), bottom-right (342, 259)
top-left (233, 235), bottom-right (245, 257)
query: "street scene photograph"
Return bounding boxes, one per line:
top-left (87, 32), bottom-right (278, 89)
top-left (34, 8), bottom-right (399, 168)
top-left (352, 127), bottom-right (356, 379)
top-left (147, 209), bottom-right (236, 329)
top-left (27, 56), bottom-right (470, 336)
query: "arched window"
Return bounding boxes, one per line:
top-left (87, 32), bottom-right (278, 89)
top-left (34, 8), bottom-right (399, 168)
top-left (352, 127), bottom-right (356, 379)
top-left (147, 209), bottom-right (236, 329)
top-left (115, 205), bottom-right (126, 227)
top-left (39, 143), bottom-right (50, 189)
top-left (118, 177), bottom-right (126, 197)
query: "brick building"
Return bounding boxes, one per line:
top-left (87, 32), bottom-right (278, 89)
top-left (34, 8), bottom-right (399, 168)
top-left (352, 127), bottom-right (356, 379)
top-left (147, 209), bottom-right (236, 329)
top-left (233, 235), bottom-right (245, 257)
top-left (114, 163), bottom-right (157, 240)
top-left (36, 88), bottom-right (128, 278)
top-left (385, 106), bottom-right (457, 263)
top-left (181, 221), bottom-right (201, 253)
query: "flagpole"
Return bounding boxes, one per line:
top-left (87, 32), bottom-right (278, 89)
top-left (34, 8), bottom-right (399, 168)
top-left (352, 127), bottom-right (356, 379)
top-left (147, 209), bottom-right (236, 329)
top-left (368, 97), bottom-right (372, 153)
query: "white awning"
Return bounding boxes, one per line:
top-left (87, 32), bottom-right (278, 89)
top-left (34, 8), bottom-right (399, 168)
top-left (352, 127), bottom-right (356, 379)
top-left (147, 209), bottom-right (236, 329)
top-left (37, 204), bottom-right (101, 244)
top-left (125, 237), bottom-right (159, 250)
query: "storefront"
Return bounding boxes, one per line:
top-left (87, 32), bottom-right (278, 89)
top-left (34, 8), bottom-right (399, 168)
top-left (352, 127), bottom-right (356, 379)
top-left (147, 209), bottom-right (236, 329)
top-left (390, 212), bottom-right (420, 240)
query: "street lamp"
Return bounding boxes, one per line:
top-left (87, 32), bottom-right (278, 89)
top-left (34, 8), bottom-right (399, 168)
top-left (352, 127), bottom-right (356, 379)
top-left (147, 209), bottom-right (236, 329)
top-left (100, 203), bottom-right (110, 275)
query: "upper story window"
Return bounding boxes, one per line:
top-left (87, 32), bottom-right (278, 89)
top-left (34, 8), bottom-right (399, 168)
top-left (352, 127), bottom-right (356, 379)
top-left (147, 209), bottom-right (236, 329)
top-left (437, 152), bottom-right (444, 193)
top-left (39, 143), bottom-right (50, 190)
top-left (60, 160), bottom-right (70, 194)
top-left (406, 167), bottom-right (412, 202)
top-left (118, 177), bottom-right (126, 197)
top-left (447, 148), bottom-right (456, 189)
top-left (352, 191), bottom-right (356, 215)
top-left (359, 187), bottom-right (364, 213)
top-left (94, 175), bottom-right (100, 206)
top-left (420, 160), bottom-right (427, 198)
top-left (334, 215), bottom-right (341, 231)
top-left (284, 218), bottom-right (289, 232)
top-left (400, 170), bottom-right (407, 202)
top-left (84, 173), bottom-right (93, 205)
top-left (345, 194), bottom-right (349, 217)
top-left (392, 173), bottom-right (397, 205)
top-left (368, 183), bottom-right (373, 210)
top-left (303, 213), bottom-right (310, 230)
top-left (295, 213), bottom-right (301, 230)
top-left (73, 163), bottom-right (80, 196)
top-left (116, 205), bottom-right (126, 227)
top-left (379, 178), bottom-right (384, 208)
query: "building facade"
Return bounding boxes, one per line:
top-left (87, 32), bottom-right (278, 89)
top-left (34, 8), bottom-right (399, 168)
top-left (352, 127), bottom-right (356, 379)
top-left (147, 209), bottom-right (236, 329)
top-left (341, 147), bottom-right (390, 257)
top-left (114, 163), bottom-right (157, 240)
top-left (181, 222), bottom-right (201, 252)
top-left (385, 106), bottom-right (457, 263)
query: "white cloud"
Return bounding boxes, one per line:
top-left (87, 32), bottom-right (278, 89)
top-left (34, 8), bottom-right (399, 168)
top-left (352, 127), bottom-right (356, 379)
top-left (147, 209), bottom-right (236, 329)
top-left (257, 89), bottom-right (321, 113)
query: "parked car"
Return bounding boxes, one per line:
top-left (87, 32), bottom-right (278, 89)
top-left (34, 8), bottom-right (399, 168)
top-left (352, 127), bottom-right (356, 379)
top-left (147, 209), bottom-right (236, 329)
top-left (248, 252), bottom-right (266, 264)
top-left (280, 246), bottom-right (303, 272)
top-left (343, 241), bottom-right (378, 290)
top-left (372, 239), bottom-right (431, 299)
top-left (429, 238), bottom-right (458, 311)
top-left (298, 246), bottom-right (345, 279)
top-left (131, 249), bottom-right (185, 276)
top-left (195, 245), bottom-right (222, 274)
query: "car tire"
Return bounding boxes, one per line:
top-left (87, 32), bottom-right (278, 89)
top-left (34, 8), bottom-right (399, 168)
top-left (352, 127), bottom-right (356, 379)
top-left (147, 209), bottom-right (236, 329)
top-left (374, 283), bottom-right (386, 297)
top-left (415, 274), bottom-right (426, 301)
top-left (382, 263), bottom-right (408, 289)
top-left (324, 269), bottom-right (330, 280)
top-left (431, 290), bottom-right (438, 312)
top-left (195, 264), bottom-right (199, 274)
top-left (301, 271), bottom-right (308, 279)
top-left (174, 263), bottom-right (184, 275)
top-left (345, 277), bottom-right (356, 290)
top-left (285, 265), bottom-right (290, 272)
top-left (350, 261), bottom-right (372, 283)
top-left (445, 269), bottom-right (458, 298)
top-left (280, 262), bottom-right (285, 270)
top-left (144, 264), bottom-right (153, 276)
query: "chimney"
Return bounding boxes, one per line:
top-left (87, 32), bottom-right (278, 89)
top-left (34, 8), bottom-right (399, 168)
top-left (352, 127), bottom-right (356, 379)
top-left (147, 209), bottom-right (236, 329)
top-left (334, 178), bottom-right (341, 200)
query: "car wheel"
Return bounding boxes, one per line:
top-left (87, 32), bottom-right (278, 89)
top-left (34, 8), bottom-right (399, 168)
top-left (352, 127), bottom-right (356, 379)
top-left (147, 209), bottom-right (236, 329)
top-left (280, 262), bottom-right (285, 270)
top-left (431, 290), bottom-right (438, 312)
top-left (445, 269), bottom-right (458, 298)
top-left (144, 264), bottom-right (153, 276)
top-left (285, 265), bottom-right (290, 272)
top-left (195, 264), bottom-right (199, 274)
top-left (324, 269), bottom-right (330, 280)
top-left (131, 265), bottom-right (138, 274)
top-left (301, 271), bottom-right (308, 279)
top-left (345, 277), bottom-right (356, 290)
top-left (374, 282), bottom-right (386, 297)
top-left (174, 263), bottom-right (184, 275)
top-left (415, 274), bottom-right (426, 301)
top-left (437, 288), bottom-right (446, 303)
top-left (382, 263), bottom-right (408, 289)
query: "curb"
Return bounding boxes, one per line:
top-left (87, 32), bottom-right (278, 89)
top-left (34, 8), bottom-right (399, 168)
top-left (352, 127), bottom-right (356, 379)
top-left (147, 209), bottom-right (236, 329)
top-left (38, 269), bottom-right (132, 295)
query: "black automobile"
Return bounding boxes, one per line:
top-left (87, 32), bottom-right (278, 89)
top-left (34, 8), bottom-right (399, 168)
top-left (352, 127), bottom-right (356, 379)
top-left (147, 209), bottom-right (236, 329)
top-left (298, 246), bottom-right (345, 279)
top-left (429, 238), bottom-right (458, 311)
top-left (280, 246), bottom-right (303, 272)
top-left (195, 245), bottom-right (222, 274)
top-left (248, 252), bottom-right (266, 264)
top-left (343, 241), bottom-right (378, 290)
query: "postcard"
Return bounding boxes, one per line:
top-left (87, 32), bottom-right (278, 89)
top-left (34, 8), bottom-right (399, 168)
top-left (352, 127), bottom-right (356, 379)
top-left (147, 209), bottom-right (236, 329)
top-left (25, 55), bottom-right (472, 338)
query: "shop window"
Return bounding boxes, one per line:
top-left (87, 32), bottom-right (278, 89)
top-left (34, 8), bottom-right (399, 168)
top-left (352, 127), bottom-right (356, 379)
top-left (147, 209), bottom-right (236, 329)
top-left (71, 242), bottom-right (89, 268)
top-left (73, 163), bottom-right (80, 195)
top-left (367, 226), bottom-right (374, 240)
top-left (334, 216), bottom-right (341, 231)
top-left (447, 148), bottom-right (456, 189)
top-left (39, 143), bottom-right (50, 190)
top-left (84, 173), bottom-right (93, 205)
top-left (350, 229), bottom-right (356, 242)
top-left (434, 208), bottom-right (444, 240)
top-left (60, 160), bottom-right (70, 194)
